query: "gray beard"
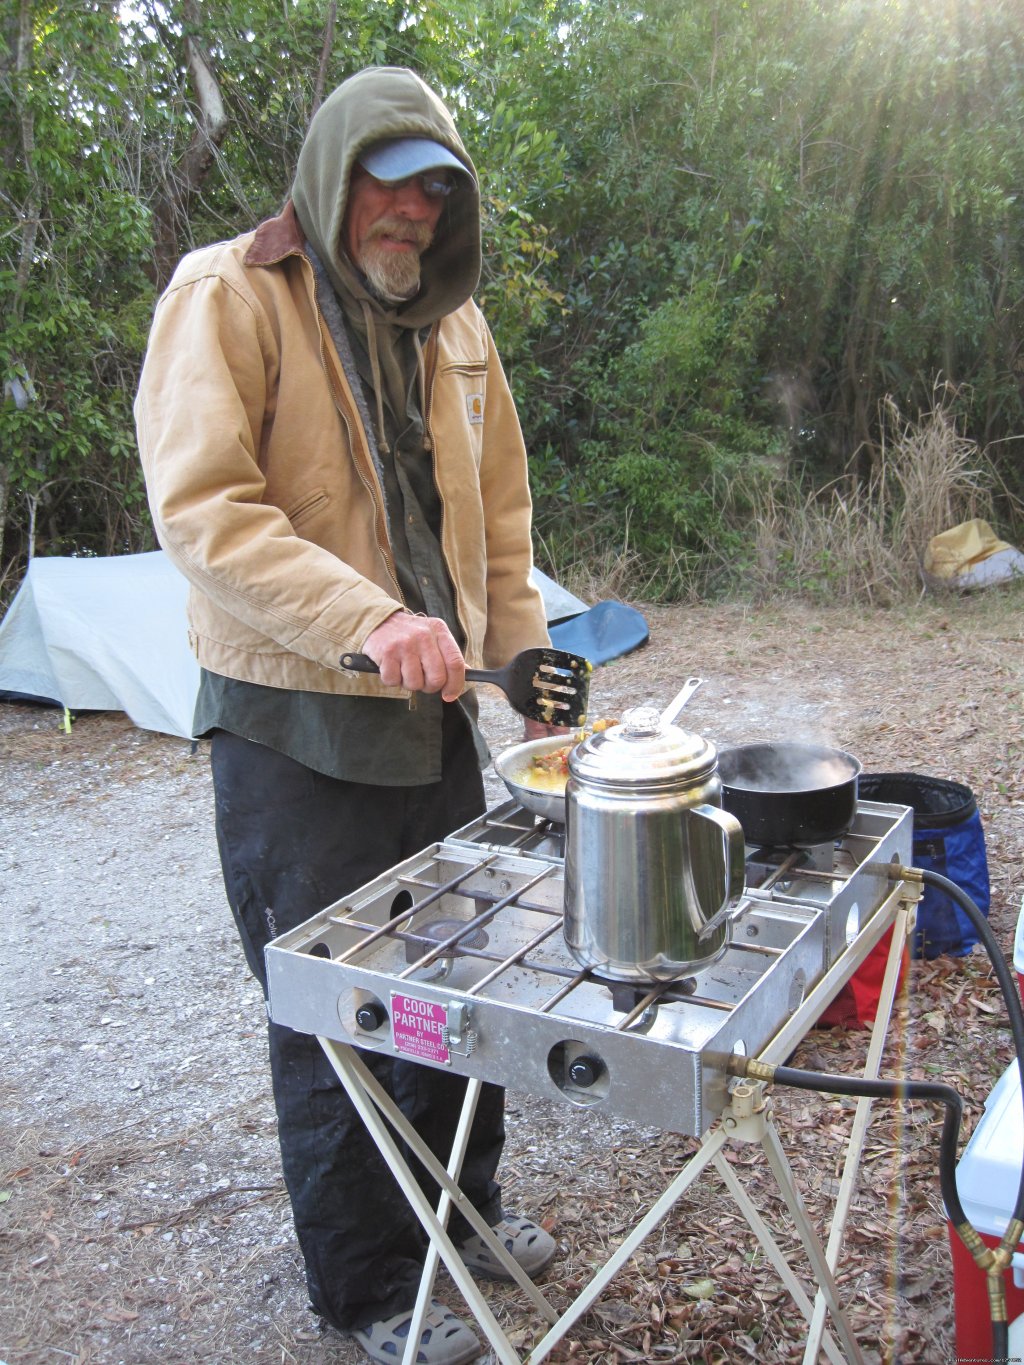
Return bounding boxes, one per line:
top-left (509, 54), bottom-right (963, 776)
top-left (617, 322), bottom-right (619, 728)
top-left (360, 242), bottom-right (422, 303)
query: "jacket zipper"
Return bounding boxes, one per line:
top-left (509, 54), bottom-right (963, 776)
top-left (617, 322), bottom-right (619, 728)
top-left (301, 256), bottom-right (404, 605)
top-left (421, 320), bottom-right (470, 660)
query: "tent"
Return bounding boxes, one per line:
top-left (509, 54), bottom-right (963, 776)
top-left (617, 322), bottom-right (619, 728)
top-left (0, 552), bottom-right (200, 738)
top-left (0, 553), bottom-right (645, 739)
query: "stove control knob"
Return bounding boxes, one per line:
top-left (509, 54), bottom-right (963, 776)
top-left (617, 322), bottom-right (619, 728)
top-left (568, 1055), bottom-right (604, 1089)
top-left (355, 1000), bottom-right (388, 1032)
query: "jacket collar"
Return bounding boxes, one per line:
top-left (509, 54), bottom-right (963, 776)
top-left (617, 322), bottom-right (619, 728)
top-left (244, 201), bottom-right (306, 267)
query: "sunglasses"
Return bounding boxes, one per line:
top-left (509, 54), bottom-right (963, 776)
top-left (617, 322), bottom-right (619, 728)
top-left (372, 170), bottom-right (458, 200)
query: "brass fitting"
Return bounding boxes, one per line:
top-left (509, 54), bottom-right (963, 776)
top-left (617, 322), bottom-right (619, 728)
top-left (736, 1057), bottom-right (777, 1084)
top-left (1004, 1219), bottom-right (1024, 1255)
top-left (986, 1270), bottom-right (1008, 1324)
top-left (956, 1220), bottom-right (995, 1270)
top-left (893, 864), bottom-right (924, 885)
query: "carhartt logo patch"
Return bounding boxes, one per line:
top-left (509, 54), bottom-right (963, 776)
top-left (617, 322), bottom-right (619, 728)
top-left (466, 393), bottom-right (484, 424)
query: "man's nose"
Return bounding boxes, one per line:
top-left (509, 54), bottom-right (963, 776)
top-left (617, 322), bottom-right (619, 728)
top-left (391, 181), bottom-right (436, 218)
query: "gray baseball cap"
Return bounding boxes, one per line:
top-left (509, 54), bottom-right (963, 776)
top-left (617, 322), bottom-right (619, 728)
top-left (358, 136), bottom-right (467, 182)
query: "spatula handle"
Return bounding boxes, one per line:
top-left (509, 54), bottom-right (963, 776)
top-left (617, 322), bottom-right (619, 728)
top-left (341, 652), bottom-right (490, 683)
top-left (340, 652), bottom-right (380, 672)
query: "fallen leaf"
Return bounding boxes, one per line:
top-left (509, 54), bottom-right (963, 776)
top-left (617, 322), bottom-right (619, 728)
top-left (969, 996), bottom-right (1001, 1015)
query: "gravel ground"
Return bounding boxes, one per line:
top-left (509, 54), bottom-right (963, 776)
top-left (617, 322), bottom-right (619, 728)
top-left (2, 592), bottom-right (1023, 1365)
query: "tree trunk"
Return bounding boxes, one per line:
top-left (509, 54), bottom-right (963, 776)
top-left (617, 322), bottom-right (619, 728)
top-left (0, 0), bottom-right (42, 575)
top-left (311, 1), bottom-right (338, 118)
top-left (0, 464), bottom-right (9, 583)
top-left (149, 0), bottom-right (230, 289)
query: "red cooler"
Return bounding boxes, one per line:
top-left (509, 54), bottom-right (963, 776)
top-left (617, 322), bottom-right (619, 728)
top-left (948, 1058), bottom-right (1024, 1360)
top-left (1014, 899), bottom-right (1024, 1004)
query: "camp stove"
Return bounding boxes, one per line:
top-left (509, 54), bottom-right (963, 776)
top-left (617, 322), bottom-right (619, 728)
top-left (266, 796), bottom-right (912, 1136)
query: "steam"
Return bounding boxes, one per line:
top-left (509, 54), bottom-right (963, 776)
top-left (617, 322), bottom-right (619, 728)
top-left (718, 742), bottom-right (860, 794)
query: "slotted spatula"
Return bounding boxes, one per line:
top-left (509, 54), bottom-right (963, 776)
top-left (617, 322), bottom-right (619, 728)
top-left (340, 646), bottom-right (592, 726)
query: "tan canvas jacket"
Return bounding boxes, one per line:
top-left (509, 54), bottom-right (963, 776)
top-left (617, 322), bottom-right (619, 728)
top-left (134, 204), bottom-right (548, 699)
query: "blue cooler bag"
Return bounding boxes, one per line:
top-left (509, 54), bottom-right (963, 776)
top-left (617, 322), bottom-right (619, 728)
top-left (858, 772), bottom-right (990, 959)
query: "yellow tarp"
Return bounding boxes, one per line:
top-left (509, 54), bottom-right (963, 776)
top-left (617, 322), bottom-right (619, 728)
top-left (923, 518), bottom-right (1015, 580)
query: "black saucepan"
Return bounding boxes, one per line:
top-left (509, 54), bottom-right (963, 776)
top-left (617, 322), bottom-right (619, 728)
top-left (717, 741), bottom-right (862, 847)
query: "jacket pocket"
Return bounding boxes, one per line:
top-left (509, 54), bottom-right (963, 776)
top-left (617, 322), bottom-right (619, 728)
top-left (435, 361), bottom-right (488, 458)
top-left (284, 487), bottom-right (330, 528)
top-left (439, 360), bottom-right (488, 376)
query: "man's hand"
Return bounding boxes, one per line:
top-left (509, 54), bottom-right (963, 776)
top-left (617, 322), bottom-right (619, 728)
top-left (363, 613), bottom-right (466, 703)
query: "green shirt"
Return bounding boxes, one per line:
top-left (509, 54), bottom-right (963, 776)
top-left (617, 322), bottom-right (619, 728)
top-left (192, 673), bottom-right (484, 785)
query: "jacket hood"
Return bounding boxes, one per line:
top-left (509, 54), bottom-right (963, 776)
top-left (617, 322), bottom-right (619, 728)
top-left (291, 66), bottom-right (481, 328)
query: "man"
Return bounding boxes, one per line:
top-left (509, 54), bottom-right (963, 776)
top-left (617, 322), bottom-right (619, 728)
top-left (135, 65), bottom-right (561, 1365)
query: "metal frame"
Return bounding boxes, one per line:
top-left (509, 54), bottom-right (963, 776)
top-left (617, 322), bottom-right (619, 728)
top-left (314, 876), bottom-right (918, 1364)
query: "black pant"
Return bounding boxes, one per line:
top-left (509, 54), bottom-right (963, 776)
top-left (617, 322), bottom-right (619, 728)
top-left (209, 710), bottom-right (504, 1331)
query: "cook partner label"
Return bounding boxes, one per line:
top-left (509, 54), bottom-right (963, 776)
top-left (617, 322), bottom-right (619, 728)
top-left (390, 992), bottom-right (450, 1065)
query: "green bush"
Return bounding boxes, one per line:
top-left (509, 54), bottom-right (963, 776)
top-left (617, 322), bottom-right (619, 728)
top-left (547, 279), bottom-right (785, 598)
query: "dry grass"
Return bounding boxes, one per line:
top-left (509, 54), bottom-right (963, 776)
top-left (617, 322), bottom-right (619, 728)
top-left (537, 512), bottom-right (705, 609)
top-left (542, 385), bottom-right (1013, 610)
top-left (739, 385), bottom-right (1006, 606)
top-left (881, 390), bottom-right (996, 569)
top-left (545, 541), bottom-right (647, 607)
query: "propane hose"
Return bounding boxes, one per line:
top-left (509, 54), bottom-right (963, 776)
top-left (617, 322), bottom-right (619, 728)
top-left (729, 865), bottom-right (1024, 1361)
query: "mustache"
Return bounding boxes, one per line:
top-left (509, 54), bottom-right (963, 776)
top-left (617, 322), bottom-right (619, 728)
top-left (362, 215), bottom-right (434, 250)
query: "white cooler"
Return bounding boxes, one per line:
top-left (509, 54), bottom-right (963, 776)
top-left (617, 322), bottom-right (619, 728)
top-left (948, 1057), bottom-right (1024, 1360)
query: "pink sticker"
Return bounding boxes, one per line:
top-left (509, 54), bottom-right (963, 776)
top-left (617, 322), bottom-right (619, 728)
top-left (390, 993), bottom-right (450, 1065)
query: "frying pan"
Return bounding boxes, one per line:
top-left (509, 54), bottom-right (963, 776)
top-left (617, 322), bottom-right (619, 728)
top-left (717, 741), bottom-right (862, 847)
top-left (494, 684), bottom-right (704, 823)
top-left (493, 734), bottom-right (577, 821)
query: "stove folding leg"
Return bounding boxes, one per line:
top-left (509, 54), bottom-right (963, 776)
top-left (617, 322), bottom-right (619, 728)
top-left (407, 1070), bottom-right (481, 1360)
top-left (525, 1094), bottom-right (861, 1365)
top-left (758, 1121), bottom-right (867, 1365)
top-left (799, 893), bottom-right (915, 1365)
top-left (315, 1036), bottom-right (557, 1363)
top-left (524, 1130), bottom-right (728, 1362)
top-left (713, 1153), bottom-right (849, 1365)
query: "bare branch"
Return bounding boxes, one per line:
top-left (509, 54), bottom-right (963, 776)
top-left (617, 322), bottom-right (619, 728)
top-left (311, 0), bottom-right (337, 119)
top-left (13, 0), bottom-right (39, 316)
top-left (149, 0), bottom-right (231, 287)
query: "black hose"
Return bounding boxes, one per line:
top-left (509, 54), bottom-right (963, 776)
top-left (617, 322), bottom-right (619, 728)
top-left (769, 1065), bottom-right (964, 1217)
top-left (731, 866), bottom-right (1024, 1361)
top-left (916, 866), bottom-right (1024, 1107)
